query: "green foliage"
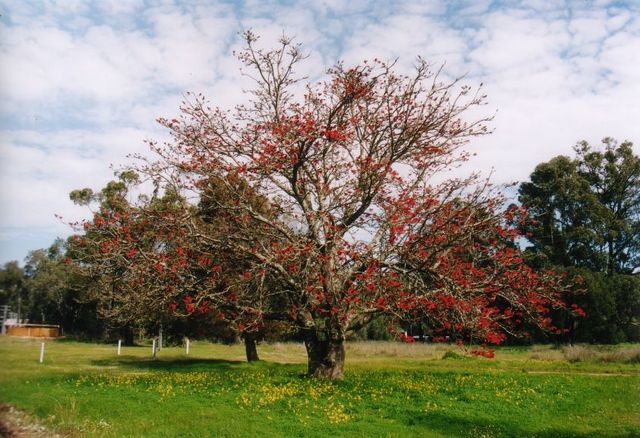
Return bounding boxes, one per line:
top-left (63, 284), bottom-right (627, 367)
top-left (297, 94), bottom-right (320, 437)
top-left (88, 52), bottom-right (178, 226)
top-left (576, 138), bottom-right (640, 274)
top-left (348, 315), bottom-right (395, 341)
top-left (569, 269), bottom-right (640, 343)
top-left (441, 350), bottom-right (464, 360)
top-left (519, 155), bottom-right (593, 269)
top-left (519, 138), bottom-right (640, 274)
top-left (22, 239), bottom-right (105, 338)
top-left (0, 339), bottom-right (638, 437)
top-left (0, 260), bottom-right (25, 310)
top-left (69, 170), bottom-right (140, 212)
top-left (519, 138), bottom-right (640, 343)
top-left (198, 174), bottom-right (273, 222)
top-left (0, 240), bottom-right (106, 339)
top-left (68, 188), bottom-right (95, 206)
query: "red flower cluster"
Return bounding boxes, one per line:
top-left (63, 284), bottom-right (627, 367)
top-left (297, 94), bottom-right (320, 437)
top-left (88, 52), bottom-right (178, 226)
top-left (470, 349), bottom-right (495, 359)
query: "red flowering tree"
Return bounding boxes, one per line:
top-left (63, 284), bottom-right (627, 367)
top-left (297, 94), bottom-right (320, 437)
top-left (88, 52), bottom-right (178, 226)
top-left (75, 32), bottom-right (579, 378)
top-left (68, 171), bottom-right (277, 360)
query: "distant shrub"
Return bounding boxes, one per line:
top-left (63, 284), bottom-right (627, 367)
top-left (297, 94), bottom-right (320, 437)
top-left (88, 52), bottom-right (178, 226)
top-left (442, 351), bottom-right (464, 360)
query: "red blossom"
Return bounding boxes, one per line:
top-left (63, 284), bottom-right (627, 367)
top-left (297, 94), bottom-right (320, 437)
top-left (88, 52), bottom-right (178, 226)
top-left (470, 349), bottom-right (495, 359)
top-left (484, 331), bottom-right (506, 345)
top-left (571, 303), bottom-right (587, 317)
top-left (399, 333), bottom-right (415, 343)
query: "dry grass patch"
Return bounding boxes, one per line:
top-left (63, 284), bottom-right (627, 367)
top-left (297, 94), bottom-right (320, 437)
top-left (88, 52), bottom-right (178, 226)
top-left (346, 341), bottom-right (456, 360)
top-left (528, 345), bottom-right (565, 362)
top-left (563, 344), bottom-right (640, 363)
top-left (259, 342), bottom-right (307, 363)
top-left (257, 341), bottom-right (457, 363)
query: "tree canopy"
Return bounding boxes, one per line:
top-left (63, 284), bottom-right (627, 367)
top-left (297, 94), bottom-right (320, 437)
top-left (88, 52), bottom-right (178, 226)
top-left (71, 32), bottom-right (577, 379)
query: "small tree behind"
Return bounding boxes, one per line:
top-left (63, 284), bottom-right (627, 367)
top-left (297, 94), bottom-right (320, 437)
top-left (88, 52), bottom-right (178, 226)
top-left (69, 172), bottom-right (277, 358)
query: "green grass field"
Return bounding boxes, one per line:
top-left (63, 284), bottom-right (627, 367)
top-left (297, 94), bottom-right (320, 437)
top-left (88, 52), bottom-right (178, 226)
top-left (0, 337), bottom-right (638, 437)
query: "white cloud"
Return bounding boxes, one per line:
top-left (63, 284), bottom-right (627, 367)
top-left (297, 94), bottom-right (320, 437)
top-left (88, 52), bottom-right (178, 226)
top-left (96, 0), bottom-right (145, 17)
top-left (0, 127), bottom-right (161, 235)
top-left (1, 0), bottom-right (639, 264)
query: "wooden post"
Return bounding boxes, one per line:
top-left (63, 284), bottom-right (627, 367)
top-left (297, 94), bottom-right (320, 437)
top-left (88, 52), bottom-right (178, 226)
top-left (117, 339), bottom-right (122, 356)
top-left (1, 305), bottom-right (8, 334)
top-left (39, 342), bottom-right (45, 363)
top-left (185, 338), bottom-right (190, 355)
top-left (152, 339), bottom-right (157, 359)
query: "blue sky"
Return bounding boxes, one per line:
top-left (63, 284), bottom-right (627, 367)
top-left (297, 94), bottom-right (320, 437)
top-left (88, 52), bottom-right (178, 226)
top-left (1, 0), bottom-right (639, 264)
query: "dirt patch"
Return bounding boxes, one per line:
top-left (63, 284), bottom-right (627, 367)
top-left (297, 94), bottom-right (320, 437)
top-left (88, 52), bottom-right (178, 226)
top-left (0, 404), bottom-right (60, 438)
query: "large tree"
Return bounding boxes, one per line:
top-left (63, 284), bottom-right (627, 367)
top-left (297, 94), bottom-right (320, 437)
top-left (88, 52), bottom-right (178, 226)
top-left (77, 33), bottom-right (575, 379)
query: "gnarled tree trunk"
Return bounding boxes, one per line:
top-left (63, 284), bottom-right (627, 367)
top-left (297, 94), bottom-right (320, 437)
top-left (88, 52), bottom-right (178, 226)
top-left (244, 333), bottom-right (259, 362)
top-left (303, 329), bottom-right (345, 379)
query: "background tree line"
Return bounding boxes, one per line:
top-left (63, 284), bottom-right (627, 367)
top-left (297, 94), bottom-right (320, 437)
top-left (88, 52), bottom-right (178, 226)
top-left (517, 138), bottom-right (640, 343)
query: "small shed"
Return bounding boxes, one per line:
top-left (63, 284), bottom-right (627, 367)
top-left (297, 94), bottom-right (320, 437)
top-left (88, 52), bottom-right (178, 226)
top-left (6, 324), bottom-right (60, 338)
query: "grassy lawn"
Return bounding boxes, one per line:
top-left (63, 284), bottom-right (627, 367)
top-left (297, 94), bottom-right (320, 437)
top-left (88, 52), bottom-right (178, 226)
top-left (0, 337), bottom-right (638, 437)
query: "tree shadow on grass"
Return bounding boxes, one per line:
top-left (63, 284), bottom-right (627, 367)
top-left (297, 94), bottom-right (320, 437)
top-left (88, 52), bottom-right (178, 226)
top-left (90, 356), bottom-right (304, 375)
top-left (405, 410), bottom-right (635, 438)
top-left (90, 357), bottom-right (245, 372)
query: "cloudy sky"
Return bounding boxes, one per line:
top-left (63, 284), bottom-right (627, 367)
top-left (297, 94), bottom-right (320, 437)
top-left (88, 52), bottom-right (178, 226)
top-left (1, 0), bottom-right (639, 264)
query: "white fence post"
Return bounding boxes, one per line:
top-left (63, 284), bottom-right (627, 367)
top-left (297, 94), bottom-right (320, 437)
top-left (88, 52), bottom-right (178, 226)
top-left (117, 339), bottom-right (122, 356)
top-left (185, 338), bottom-right (190, 355)
top-left (152, 339), bottom-right (157, 359)
top-left (39, 342), bottom-right (45, 363)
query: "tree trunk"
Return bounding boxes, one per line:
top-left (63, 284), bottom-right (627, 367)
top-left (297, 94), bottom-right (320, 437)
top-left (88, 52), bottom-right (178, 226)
top-left (304, 331), bottom-right (345, 380)
top-left (244, 333), bottom-right (259, 362)
top-left (122, 325), bottom-right (135, 346)
top-left (607, 238), bottom-right (616, 275)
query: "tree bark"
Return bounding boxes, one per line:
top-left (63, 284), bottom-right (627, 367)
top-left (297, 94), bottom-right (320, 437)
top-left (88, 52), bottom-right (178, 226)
top-left (607, 238), bottom-right (616, 275)
top-left (304, 330), bottom-right (345, 379)
top-left (122, 325), bottom-right (135, 346)
top-left (244, 333), bottom-right (260, 362)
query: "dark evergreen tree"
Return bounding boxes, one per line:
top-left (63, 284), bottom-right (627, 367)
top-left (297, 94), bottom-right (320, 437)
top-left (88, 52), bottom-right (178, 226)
top-left (519, 138), bottom-right (640, 274)
top-left (518, 138), bottom-right (640, 343)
